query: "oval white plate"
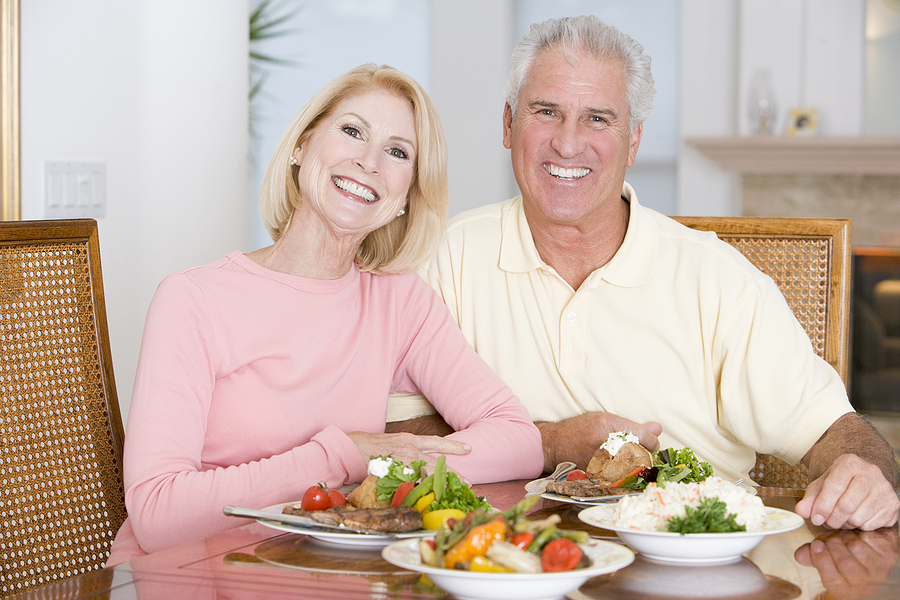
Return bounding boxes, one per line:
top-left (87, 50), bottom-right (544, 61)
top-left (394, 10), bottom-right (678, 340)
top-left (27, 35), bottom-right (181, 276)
top-left (578, 505), bottom-right (803, 565)
top-left (255, 503), bottom-right (432, 548)
top-left (525, 479), bottom-right (755, 507)
top-left (381, 537), bottom-right (634, 600)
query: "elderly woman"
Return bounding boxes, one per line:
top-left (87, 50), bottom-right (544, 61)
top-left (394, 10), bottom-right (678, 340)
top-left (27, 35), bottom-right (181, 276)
top-left (107, 64), bottom-right (543, 564)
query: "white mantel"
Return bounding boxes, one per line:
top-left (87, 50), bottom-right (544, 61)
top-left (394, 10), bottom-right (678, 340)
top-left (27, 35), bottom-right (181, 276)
top-left (686, 136), bottom-right (900, 176)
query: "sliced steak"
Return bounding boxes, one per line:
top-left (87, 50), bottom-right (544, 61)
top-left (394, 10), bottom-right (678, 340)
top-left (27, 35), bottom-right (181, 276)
top-left (282, 504), bottom-right (423, 532)
top-left (545, 478), bottom-right (640, 498)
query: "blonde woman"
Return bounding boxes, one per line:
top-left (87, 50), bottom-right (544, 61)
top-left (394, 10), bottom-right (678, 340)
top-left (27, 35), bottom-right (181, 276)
top-left (108, 64), bottom-right (542, 564)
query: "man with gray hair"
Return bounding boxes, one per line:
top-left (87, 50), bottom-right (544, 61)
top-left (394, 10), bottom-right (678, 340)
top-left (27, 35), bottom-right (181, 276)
top-left (387, 15), bottom-right (899, 530)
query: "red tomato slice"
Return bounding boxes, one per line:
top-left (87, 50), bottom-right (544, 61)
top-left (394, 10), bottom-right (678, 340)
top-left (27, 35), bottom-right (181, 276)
top-left (391, 481), bottom-right (415, 507)
top-left (329, 489), bottom-right (347, 507)
top-left (301, 485), bottom-right (332, 511)
top-left (541, 538), bottom-right (583, 572)
top-left (511, 532), bottom-right (534, 550)
top-left (566, 469), bottom-right (587, 481)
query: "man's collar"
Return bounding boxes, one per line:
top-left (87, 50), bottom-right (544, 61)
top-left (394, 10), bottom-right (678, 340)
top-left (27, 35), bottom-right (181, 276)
top-left (498, 183), bottom-right (657, 287)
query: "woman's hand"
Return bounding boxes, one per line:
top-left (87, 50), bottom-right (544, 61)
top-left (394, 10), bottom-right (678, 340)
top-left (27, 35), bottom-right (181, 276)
top-left (347, 431), bottom-right (471, 470)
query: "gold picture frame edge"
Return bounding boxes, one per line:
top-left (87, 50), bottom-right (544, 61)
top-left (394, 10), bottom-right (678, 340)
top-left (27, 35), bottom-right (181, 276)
top-left (1, 0), bottom-right (21, 221)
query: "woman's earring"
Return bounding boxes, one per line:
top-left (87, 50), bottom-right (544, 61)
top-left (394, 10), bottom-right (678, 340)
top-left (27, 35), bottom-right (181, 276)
top-left (397, 208), bottom-right (406, 217)
top-left (289, 155), bottom-right (298, 166)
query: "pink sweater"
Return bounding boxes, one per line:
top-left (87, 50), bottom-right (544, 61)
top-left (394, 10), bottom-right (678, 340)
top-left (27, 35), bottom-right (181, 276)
top-left (107, 252), bottom-right (542, 564)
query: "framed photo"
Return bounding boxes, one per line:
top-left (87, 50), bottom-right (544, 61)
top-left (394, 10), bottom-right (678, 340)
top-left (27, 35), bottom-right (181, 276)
top-left (786, 108), bottom-right (819, 137)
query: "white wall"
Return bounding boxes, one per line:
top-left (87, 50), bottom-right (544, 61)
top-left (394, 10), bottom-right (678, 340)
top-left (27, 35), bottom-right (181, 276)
top-left (678, 0), bottom-right (741, 216)
top-left (431, 0), bottom-right (518, 217)
top-left (21, 0), bottom-right (250, 423)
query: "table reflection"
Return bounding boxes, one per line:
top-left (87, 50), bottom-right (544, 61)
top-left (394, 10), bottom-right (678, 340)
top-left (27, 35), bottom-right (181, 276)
top-left (794, 528), bottom-right (899, 600)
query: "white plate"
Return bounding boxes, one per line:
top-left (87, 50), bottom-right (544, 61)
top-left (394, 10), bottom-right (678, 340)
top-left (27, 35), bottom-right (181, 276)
top-left (526, 479), bottom-right (757, 507)
top-left (381, 537), bottom-right (635, 600)
top-left (578, 505), bottom-right (803, 565)
top-left (254, 503), bottom-right (432, 548)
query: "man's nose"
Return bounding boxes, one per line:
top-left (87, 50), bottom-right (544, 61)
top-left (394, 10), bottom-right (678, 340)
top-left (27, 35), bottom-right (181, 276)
top-left (549, 119), bottom-right (586, 158)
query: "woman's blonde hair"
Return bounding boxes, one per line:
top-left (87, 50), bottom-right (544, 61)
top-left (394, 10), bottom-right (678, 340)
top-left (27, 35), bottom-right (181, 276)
top-left (258, 64), bottom-right (448, 274)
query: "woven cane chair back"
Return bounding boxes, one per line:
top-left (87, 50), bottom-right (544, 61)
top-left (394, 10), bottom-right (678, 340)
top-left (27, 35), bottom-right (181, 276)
top-left (675, 217), bottom-right (852, 488)
top-left (0, 220), bottom-right (125, 597)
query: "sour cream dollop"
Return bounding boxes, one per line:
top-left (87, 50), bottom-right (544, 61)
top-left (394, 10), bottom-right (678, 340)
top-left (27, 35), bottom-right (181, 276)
top-left (600, 430), bottom-right (640, 456)
top-left (367, 456), bottom-right (416, 478)
top-left (367, 457), bottom-right (393, 477)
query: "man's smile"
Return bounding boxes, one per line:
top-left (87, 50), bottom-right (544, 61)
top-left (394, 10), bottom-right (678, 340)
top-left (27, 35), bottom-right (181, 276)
top-left (543, 163), bottom-right (591, 180)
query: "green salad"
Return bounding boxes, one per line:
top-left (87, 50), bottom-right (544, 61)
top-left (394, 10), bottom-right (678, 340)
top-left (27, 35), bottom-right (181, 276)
top-left (618, 446), bottom-right (714, 490)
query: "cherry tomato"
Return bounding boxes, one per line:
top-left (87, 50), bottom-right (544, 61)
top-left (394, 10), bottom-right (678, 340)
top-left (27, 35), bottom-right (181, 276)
top-left (391, 481), bottom-right (415, 507)
top-left (329, 489), bottom-right (347, 507)
top-left (511, 532), bottom-right (534, 550)
top-left (301, 484), bottom-right (331, 511)
top-left (541, 538), bottom-right (583, 573)
top-left (566, 469), bottom-right (587, 481)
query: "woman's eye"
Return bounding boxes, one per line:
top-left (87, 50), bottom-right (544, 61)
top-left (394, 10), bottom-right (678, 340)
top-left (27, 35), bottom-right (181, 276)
top-left (389, 147), bottom-right (409, 160)
top-left (342, 125), bottom-right (362, 138)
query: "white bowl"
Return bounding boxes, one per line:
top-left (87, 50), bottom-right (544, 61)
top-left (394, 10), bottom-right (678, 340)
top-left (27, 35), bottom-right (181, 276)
top-left (381, 537), bottom-right (634, 600)
top-left (578, 505), bottom-right (803, 565)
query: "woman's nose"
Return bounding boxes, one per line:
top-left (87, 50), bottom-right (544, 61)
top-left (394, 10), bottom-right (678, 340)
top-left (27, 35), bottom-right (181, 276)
top-left (353, 143), bottom-right (381, 173)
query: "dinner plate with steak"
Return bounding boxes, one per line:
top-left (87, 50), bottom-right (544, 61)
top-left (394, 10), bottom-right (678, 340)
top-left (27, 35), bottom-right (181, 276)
top-left (526, 431), bottom-right (719, 506)
top-left (243, 502), bottom-right (433, 547)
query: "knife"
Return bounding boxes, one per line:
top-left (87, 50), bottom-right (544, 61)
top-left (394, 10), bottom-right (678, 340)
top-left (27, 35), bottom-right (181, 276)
top-left (223, 505), bottom-right (386, 535)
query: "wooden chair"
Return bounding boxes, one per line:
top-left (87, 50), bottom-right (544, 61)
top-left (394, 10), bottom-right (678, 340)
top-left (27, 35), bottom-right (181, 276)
top-left (674, 217), bottom-right (851, 488)
top-left (0, 220), bottom-right (126, 597)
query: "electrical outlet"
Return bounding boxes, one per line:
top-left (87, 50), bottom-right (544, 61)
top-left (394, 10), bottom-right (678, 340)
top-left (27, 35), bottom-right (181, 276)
top-left (44, 161), bottom-right (106, 218)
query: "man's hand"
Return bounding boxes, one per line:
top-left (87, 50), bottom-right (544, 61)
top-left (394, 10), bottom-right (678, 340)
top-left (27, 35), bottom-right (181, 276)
top-left (536, 412), bottom-right (662, 473)
top-left (795, 454), bottom-right (899, 530)
top-left (796, 413), bottom-right (900, 530)
top-left (347, 431), bottom-right (471, 470)
top-left (794, 528), bottom-right (899, 600)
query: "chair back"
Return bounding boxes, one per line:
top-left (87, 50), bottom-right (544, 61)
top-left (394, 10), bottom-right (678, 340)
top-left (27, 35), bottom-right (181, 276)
top-left (0, 219), bottom-right (126, 596)
top-left (674, 216), bottom-right (852, 488)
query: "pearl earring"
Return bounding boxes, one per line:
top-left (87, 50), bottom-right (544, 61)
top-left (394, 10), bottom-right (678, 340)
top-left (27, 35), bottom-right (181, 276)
top-left (397, 208), bottom-right (406, 217)
top-left (289, 156), bottom-right (298, 166)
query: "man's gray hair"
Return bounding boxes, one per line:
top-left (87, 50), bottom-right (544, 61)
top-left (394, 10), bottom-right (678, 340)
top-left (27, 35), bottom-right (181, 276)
top-left (504, 15), bottom-right (655, 134)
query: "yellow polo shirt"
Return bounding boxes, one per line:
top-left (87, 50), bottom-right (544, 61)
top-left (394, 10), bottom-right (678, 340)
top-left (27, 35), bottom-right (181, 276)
top-left (388, 185), bottom-right (852, 481)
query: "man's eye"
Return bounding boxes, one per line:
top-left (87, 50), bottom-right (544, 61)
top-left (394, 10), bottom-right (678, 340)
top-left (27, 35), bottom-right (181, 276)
top-left (389, 147), bottom-right (409, 160)
top-left (590, 115), bottom-right (609, 123)
top-left (538, 109), bottom-right (555, 116)
top-left (342, 125), bottom-right (362, 138)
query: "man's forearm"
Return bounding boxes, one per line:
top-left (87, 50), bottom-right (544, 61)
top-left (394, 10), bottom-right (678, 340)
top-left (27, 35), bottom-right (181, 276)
top-left (802, 412), bottom-right (900, 487)
top-left (384, 415), bottom-right (455, 437)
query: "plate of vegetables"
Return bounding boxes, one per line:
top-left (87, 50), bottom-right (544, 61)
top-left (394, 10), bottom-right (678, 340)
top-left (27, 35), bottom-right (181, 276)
top-left (578, 478), bottom-right (803, 565)
top-left (238, 456), bottom-right (491, 547)
top-left (381, 496), bottom-right (634, 600)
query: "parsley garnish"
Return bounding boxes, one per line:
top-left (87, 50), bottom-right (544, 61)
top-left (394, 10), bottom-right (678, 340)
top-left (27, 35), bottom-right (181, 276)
top-left (666, 498), bottom-right (746, 535)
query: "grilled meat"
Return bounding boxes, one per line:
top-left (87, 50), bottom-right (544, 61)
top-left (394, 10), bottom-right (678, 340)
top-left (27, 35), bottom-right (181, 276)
top-left (546, 479), bottom-right (640, 498)
top-left (282, 503), bottom-right (423, 532)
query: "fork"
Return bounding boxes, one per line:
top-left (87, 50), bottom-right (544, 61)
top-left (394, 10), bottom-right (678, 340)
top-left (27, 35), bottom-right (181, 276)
top-left (525, 461), bottom-right (577, 496)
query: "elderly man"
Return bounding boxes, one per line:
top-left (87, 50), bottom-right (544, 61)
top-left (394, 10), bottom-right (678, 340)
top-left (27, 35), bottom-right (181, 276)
top-left (387, 15), bottom-right (899, 530)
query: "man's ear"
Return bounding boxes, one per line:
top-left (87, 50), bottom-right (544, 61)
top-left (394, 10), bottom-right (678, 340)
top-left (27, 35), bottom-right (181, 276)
top-left (502, 103), bottom-right (514, 150)
top-left (627, 122), bottom-right (643, 168)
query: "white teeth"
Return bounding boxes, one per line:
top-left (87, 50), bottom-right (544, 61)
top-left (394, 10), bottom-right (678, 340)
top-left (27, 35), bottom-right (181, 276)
top-left (333, 177), bottom-right (378, 202)
top-left (544, 164), bottom-right (590, 180)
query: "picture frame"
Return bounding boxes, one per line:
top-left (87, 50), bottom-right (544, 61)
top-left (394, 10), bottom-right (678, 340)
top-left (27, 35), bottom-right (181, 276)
top-left (786, 108), bottom-right (819, 137)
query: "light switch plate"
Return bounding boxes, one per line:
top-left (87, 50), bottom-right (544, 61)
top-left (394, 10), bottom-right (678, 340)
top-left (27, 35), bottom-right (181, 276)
top-left (44, 161), bottom-right (106, 218)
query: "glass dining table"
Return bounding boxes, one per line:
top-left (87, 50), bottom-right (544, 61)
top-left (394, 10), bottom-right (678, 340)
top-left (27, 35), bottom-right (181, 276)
top-left (8, 480), bottom-right (900, 600)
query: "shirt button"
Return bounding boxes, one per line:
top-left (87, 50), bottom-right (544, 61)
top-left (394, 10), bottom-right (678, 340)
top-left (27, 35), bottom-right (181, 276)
top-left (566, 312), bottom-right (576, 322)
